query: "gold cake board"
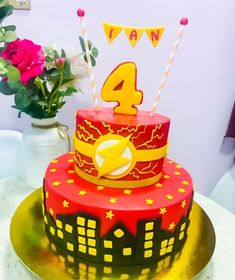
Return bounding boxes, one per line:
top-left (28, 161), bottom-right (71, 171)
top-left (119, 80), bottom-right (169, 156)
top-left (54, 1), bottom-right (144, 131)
top-left (10, 189), bottom-right (215, 280)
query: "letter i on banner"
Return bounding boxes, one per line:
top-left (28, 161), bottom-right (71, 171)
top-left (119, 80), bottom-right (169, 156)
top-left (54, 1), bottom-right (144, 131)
top-left (103, 22), bottom-right (122, 44)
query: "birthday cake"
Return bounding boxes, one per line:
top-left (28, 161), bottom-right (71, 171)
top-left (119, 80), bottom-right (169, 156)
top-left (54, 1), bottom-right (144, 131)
top-left (42, 10), bottom-right (193, 268)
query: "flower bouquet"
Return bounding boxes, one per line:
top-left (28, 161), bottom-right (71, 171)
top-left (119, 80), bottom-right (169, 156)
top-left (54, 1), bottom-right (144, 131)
top-left (0, 1), bottom-right (98, 119)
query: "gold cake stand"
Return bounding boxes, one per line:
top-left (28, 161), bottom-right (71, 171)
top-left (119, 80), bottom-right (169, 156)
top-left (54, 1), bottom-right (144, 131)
top-left (10, 189), bottom-right (215, 280)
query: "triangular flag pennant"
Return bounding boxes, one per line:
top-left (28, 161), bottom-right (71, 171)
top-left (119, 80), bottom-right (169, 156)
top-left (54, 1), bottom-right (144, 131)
top-left (124, 27), bottom-right (144, 47)
top-left (103, 22), bottom-right (122, 44)
top-left (145, 26), bottom-right (165, 48)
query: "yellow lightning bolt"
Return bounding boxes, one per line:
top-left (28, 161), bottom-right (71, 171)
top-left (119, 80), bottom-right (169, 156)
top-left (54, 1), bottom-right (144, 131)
top-left (97, 135), bottom-right (132, 178)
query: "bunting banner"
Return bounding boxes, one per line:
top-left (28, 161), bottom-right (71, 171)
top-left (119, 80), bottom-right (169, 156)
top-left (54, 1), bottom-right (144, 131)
top-left (102, 22), bottom-right (165, 48)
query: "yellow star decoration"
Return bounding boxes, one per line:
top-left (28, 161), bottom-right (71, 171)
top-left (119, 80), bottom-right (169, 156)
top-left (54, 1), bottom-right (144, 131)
top-left (46, 191), bottom-right (49, 199)
top-left (159, 208), bottom-right (167, 215)
top-left (69, 151), bottom-right (75, 155)
top-left (155, 183), bottom-right (163, 188)
top-left (52, 181), bottom-right (61, 187)
top-left (97, 186), bottom-right (105, 191)
top-left (174, 171), bottom-right (181, 176)
top-left (67, 170), bottom-right (75, 174)
top-left (175, 165), bottom-right (181, 169)
top-left (63, 200), bottom-right (69, 208)
top-left (145, 199), bottom-right (154, 205)
top-left (166, 194), bottom-right (174, 200)
top-left (68, 159), bottom-right (74, 163)
top-left (178, 188), bottom-right (186, 193)
top-left (181, 200), bottom-right (187, 208)
top-left (97, 135), bottom-right (132, 178)
top-left (123, 189), bottom-right (132, 195)
top-left (66, 179), bottom-right (74, 184)
top-left (49, 208), bottom-right (54, 216)
top-left (163, 175), bottom-right (170, 179)
top-left (49, 168), bottom-right (57, 173)
top-left (51, 160), bottom-right (58, 164)
top-left (106, 210), bottom-right (114, 220)
top-left (168, 222), bottom-right (175, 231)
top-left (182, 180), bottom-right (189, 186)
top-left (79, 190), bottom-right (87, 196)
top-left (109, 198), bottom-right (117, 204)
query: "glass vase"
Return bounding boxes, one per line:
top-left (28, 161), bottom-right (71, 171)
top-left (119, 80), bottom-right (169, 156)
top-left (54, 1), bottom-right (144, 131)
top-left (23, 117), bottom-right (70, 188)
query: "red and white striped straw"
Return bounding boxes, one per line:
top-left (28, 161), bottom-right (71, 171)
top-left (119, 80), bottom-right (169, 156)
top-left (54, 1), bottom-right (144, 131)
top-left (77, 8), bottom-right (99, 109)
top-left (150, 18), bottom-right (188, 116)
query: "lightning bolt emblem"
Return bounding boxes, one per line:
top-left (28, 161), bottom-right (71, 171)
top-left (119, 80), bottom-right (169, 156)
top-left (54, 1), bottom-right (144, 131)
top-left (97, 135), bottom-right (132, 178)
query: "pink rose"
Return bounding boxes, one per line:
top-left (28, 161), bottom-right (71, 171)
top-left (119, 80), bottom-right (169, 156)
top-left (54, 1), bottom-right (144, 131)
top-left (1, 39), bottom-right (45, 84)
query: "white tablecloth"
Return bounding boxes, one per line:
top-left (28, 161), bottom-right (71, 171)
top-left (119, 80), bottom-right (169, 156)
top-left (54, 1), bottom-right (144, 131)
top-left (1, 177), bottom-right (235, 280)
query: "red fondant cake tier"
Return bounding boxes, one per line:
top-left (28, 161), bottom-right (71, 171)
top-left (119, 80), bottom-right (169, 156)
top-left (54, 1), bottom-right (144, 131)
top-left (43, 153), bottom-right (193, 264)
top-left (74, 107), bottom-right (170, 188)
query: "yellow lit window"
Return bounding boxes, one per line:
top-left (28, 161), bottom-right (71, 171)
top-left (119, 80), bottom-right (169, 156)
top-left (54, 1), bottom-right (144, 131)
top-left (78, 226), bottom-right (86, 235)
top-left (51, 243), bottom-right (56, 251)
top-left (161, 240), bottom-right (168, 248)
top-left (88, 266), bottom-right (97, 273)
top-left (141, 268), bottom-right (150, 274)
top-left (179, 231), bottom-right (185, 240)
top-left (50, 226), bottom-right (55, 236)
top-left (57, 229), bottom-right (64, 239)
top-left (145, 222), bottom-right (154, 231)
top-left (67, 242), bottom-right (74, 251)
top-left (77, 216), bottom-right (85, 226)
top-left (65, 224), bottom-right (73, 233)
top-left (87, 229), bottom-right (95, 237)
top-left (166, 245), bottom-right (173, 253)
top-left (88, 238), bottom-right (96, 247)
top-left (88, 219), bottom-right (96, 229)
top-left (104, 240), bottom-right (113, 248)
top-left (144, 250), bottom-right (152, 258)
top-left (123, 248), bottom-right (132, 256)
top-left (169, 237), bottom-right (175, 245)
top-left (88, 247), bottom-right (97, 256)
top-left (144, 241), bottom-right (153, 249)
top-left (78, 236), bottom-right (86, 245)
top-left (56, 219), bottom-right (63, 229)
top-left (104, 254), bottom-right (113, 262)
top-left (120, 274), bottom-right (130, 280)
top-left (145, 232), bottom-right (153, 240)
top-left (78, 244), bottom-right (87, 253)
top-left (103, 266), bottom-right (112, 274)
top-left (114, 229), bottom-right (124, 238)
top-left (181, 223), bottom-right (186, 231)
top-left (67, 255), bottom-right (74, 263)
top-left (79, 263), bottom-right (87, 270)
top-left (160, 248), bottom-right (166, 256)
top-left (44, 215), bottom-right (48, 224)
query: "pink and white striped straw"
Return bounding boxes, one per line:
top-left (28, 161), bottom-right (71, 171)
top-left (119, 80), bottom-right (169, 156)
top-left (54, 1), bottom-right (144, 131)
top-left (77, 8), bottom-right (99, 109)
top-left (150, 18), bottom-right (188, 116)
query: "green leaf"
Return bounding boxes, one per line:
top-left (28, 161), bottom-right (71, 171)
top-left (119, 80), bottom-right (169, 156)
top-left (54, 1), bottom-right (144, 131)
top-left (91, 47), bottom-right (98, 58)
top-left (61, 86), bottom-right (78, 97)
top-left (79, 36), bottom-right (85, 52)
top-left (0, 5), bottom-right (13, 23)
top-left (0, 1), bottom-right (10, 8)
top-left (8, 80), bottom-right (23, 91)
top-left (4, 30), bottom-right (17, 42)
top-left (14, 89), bottom-right (33, 108)
top-left (0, 80), bottom-right (15, 95)
top-left (90, 55), bottom-right (96, 67)
top-left (61, 48), bottom-right (66, 58)
top-left (6, 64), bottom-right (20, 82)
top-left (88, 40), bottom-right (92, 50)
top-left (3, 24), bottom-right (16, 32)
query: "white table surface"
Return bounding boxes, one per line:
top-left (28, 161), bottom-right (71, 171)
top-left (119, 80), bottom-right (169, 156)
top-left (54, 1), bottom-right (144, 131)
top-left (0, 177), bottom-right (235, 280)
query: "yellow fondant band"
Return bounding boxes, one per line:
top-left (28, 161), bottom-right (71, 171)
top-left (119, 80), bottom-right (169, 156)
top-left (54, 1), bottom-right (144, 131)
top-left (73, 134), bottom-right (168, 162)
top-left (74, 164), bottom-right (162, 188)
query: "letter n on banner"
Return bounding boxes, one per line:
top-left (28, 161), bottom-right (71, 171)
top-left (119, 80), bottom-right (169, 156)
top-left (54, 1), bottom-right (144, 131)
top-left (124, 27), bottom-right (143, 47)
top-left (103, 22), bottom-right (122, 44)
top-left (145, 26), bottom-right (165, 47)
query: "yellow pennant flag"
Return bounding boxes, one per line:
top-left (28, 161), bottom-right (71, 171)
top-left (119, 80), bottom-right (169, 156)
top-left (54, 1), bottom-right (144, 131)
top-left (103, 22), bottom-right (123, 44)
top-left (145, 26), bottom-right (165, 48)
top-left (124, 27), bottom-right (144, 47)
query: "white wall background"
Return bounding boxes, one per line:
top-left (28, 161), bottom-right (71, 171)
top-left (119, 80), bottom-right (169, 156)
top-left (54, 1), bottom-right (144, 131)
top-left (0, 0), bottom-right (235, 195)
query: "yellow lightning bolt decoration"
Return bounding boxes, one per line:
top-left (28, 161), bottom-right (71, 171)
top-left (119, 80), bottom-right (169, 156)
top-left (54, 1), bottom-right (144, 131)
top-left (97, 135), bottom-right (132, 178)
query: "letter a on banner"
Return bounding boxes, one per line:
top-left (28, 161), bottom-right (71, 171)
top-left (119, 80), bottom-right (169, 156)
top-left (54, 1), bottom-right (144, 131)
top-left (145, 26), bottom-right (165, 48)
top-left (124, 27), bottom-right (143, 47)
top-left (103, 22), bottom-right (122, 44)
